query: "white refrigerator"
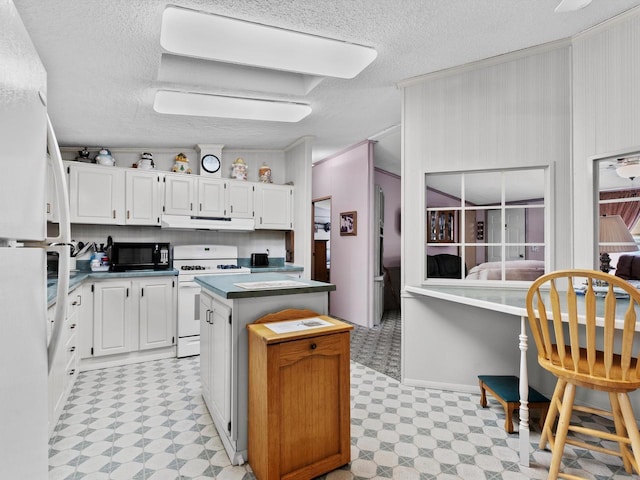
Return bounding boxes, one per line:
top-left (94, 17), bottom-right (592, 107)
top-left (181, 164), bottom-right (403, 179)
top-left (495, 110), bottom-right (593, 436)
top-left (0, 1), bottom-right (71, 478)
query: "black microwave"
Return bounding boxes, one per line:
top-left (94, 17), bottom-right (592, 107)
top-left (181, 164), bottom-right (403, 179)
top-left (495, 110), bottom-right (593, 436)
top-left (110, 242), bottom-right (172, 272)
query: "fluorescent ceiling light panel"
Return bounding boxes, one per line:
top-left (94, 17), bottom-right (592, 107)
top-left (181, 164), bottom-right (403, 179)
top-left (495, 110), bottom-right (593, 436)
top-left (153, 90), bottom-right (312, 122)
top-left (160, 6), bottom-right (377, 79)
top-left (158, 54), bottom-right (324, 96)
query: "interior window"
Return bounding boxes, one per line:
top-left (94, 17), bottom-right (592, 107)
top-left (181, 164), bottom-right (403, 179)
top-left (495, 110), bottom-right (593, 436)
top-left (425, 167), bottom-right (546, 282)
top-left (595, 156), bottom-right (640, 275)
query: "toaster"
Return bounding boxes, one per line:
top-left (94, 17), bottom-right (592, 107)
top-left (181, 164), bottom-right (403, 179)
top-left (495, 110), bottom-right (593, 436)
top-left (251, 253), bottom-right (269, 267)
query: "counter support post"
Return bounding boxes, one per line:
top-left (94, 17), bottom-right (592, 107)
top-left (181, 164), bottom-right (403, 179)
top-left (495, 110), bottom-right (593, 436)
top-left (518, 315), bottom-right (530, 466)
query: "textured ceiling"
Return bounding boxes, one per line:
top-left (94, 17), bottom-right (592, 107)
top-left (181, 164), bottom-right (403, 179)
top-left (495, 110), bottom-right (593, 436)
top-left (12, 0), bottom-right (640, 169)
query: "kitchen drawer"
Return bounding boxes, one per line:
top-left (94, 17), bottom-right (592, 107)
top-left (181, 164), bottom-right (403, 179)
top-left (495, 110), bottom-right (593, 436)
top-left (64, 333), bottom-right (78, 383)
top-left (277, 332), bottom-right (345, 367)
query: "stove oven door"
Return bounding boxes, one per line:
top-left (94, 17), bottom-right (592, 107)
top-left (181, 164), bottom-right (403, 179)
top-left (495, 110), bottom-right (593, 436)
top-left (177, 279), bottom-right (201, 357)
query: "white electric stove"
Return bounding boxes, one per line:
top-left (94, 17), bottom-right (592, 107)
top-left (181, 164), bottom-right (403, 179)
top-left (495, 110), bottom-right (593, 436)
top-left (174, 245), bottom-right (251, 357)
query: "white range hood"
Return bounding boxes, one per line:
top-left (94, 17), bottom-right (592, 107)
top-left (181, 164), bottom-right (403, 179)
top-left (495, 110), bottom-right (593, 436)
top-left (161, 214), bottom-right (254, 231)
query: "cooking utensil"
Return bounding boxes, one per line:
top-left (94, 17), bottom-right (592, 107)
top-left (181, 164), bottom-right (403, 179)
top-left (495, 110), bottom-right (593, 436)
top-left (75, 242), bottom-right (93, 259)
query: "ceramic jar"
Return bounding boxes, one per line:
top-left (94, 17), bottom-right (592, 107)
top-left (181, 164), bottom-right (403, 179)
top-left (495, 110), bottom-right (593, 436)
top-left (172, 152), bottom-right (192, 174)
top-left (231, 157), bottom-right (248, 180)
top-left (95, 148), bottom-right (115, 166)
top-left (258, 162), bottom-right (272, 183)
top-left (137, 152), bottom-right (155, 170)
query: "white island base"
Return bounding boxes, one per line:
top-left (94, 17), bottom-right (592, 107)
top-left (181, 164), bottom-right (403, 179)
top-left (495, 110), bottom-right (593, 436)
top-left (195, 273), bottom-right (334, 465)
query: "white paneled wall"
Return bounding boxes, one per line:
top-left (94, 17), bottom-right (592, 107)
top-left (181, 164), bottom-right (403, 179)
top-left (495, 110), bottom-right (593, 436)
top-left (285, 136), bottom-right (314, 278)
top-left (573, 8), bottom-right (640, 267)
top-left (400, 43), bottom-right (572, 287)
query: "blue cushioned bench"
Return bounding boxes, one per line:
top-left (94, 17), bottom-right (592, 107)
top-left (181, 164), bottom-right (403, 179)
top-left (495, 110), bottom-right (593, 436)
top-left (478, 375), bottom-right (550, 434)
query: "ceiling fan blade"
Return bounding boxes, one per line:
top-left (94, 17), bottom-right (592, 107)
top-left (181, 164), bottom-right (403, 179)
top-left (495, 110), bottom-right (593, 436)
top-left (555, 0), bottom-right (593, 13)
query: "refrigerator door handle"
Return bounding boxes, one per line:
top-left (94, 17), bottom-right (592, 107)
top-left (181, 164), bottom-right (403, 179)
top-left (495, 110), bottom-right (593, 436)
top-left (44, 114), bottom-right (71, 372)
top-left (45, 113), bottom-right (70, 246)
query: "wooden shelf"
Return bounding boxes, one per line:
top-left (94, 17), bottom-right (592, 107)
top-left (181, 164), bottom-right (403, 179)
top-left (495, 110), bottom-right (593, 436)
top-left (427, 210), bottom-right (456, 243)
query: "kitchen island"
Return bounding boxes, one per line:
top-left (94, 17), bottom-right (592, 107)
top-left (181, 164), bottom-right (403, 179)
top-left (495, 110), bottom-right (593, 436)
top-left (194, 273), bottom-right (336, 465)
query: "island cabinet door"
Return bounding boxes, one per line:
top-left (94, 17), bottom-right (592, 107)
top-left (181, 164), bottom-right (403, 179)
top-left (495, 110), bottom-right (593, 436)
top-left (248, 329), bottom-right (351, 480)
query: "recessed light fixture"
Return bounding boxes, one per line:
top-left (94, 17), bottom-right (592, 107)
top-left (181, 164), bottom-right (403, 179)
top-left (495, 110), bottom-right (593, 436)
top-left (153, 90), bottom-right (312, 122)
top-left (160, 6), bottom-right (377, 79)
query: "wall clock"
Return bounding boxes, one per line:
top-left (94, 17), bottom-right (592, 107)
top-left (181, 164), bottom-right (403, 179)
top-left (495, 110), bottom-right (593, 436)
top-left (196, 144), bottom-right (224, 177)
top-left (201, 154), bottom-right (221, 174)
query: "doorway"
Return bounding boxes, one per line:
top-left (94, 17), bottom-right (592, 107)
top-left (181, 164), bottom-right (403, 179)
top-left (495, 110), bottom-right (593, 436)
top-left (312, 198), bottom-right (331, 282)
top-left (487, 208), bottom-right (526, 262)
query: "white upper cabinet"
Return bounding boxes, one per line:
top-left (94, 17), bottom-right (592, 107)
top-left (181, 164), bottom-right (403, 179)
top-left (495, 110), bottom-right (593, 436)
top-left (198, 178), bottom-right (226, 217)
top-left (255, 183), bottom-right (293, 230)
top-left (62, 160), bottom-right (292, 229)
top-left (67, 162), bottom-right (125, 224)
top-left (163, 173), bottom-right (196, 216)
top-left (125, 170), bottom-right (161, 225)
top-left (227, 181), bottom-right (254, 219)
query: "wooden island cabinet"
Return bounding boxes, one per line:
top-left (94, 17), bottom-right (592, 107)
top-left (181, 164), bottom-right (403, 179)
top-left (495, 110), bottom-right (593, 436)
top-left (247, 316), bottom-right (353, 480)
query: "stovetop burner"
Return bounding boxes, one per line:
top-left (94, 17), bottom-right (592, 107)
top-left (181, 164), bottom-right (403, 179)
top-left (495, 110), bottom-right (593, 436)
top-left (180, 265), bottom-right (207, 271)
top-left (217, 264), bottom-right (243, 270)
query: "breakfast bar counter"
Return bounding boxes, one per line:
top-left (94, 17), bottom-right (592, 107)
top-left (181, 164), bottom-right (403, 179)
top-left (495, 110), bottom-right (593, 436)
top-left (403, 284), bottom-right (640, 467)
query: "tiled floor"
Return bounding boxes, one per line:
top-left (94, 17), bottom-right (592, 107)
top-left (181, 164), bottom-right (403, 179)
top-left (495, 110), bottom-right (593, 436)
top-left (49, 355), bottom-right (636, 480)
top-left (349, 309), bottom-right (401, 381)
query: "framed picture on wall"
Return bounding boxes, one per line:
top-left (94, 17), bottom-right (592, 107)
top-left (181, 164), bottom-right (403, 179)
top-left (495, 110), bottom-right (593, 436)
top-left (340, 211), bottom-right (357, 236)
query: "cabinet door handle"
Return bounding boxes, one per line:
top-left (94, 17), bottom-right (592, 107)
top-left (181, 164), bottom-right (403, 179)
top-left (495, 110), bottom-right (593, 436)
top-left (69, 346), bottom-right (76, 352)
top-left (69, 369), bottom-right (76, 376)
top-left (310, 343), bottom-right (317, 350)
top-left (47, 203), bottom-right (51, 214)
top-left (199, 203), bottom-right (202, 211)
top-left (190, 202), bottom-right (193, 211)
top-left (112, 209), bottom-right (116, 219)
top-left (69, 323), bottom-right (76, 330)
top-left (230, 205), bottom-right (233, 213)
top-left (127, 210), bottom-right (131, 219)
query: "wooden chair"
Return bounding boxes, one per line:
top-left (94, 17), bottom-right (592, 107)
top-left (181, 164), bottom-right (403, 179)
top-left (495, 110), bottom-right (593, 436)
top-left (526, 269), bottom-right (640, 479)
top-left (253, 308), bottom-right (319, 324)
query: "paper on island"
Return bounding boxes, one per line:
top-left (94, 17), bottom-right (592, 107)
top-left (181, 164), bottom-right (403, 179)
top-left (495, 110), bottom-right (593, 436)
top-left (263, 317), bottom-right (333, 334)
top-left (234, 280), bottom-right (308, 290)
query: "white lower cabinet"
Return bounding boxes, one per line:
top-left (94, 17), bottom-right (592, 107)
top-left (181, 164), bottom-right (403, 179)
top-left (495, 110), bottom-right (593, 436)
top-left (90, 276), bottom-right (176, 358)
top-left (200, 291), bottom-right (232, 436)
top-left (48, 287), bottom-right (82, 436)
top-left (139, 277), bottom-right (175, 350)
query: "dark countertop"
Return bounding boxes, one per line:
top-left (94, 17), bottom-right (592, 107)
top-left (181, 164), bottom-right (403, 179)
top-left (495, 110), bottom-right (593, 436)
top-left (237, 257), bottom-right (304, 274)
top-left (248, 264), bottom-right (304, 274)
top-left (195, 272), bottom-right (335, 299)
top-left (47, 269), bottom-right (178, 306)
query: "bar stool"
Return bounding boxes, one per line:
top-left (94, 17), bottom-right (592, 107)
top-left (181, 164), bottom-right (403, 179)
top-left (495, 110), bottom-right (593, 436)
top-left (526, 269), bottom-right (640, 479)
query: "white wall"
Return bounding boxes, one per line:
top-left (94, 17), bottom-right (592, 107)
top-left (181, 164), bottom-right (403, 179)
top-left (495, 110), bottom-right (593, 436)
top-left (312, 141), bottom-right (374, 326)
top-left (401, 42), bottom-right (572, 290)
top-left (400, 42), bottom-right (572, 389)
top-left (572, 8), bottom-right (640, 269)
top-left (285, 136), bottom-right (314, 278)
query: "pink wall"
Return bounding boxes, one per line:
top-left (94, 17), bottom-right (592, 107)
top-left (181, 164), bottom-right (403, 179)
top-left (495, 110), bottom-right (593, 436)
top-left (374, 169), bottom-right (401, 268)
top-left (312, 141), bottom-right (373, 326)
